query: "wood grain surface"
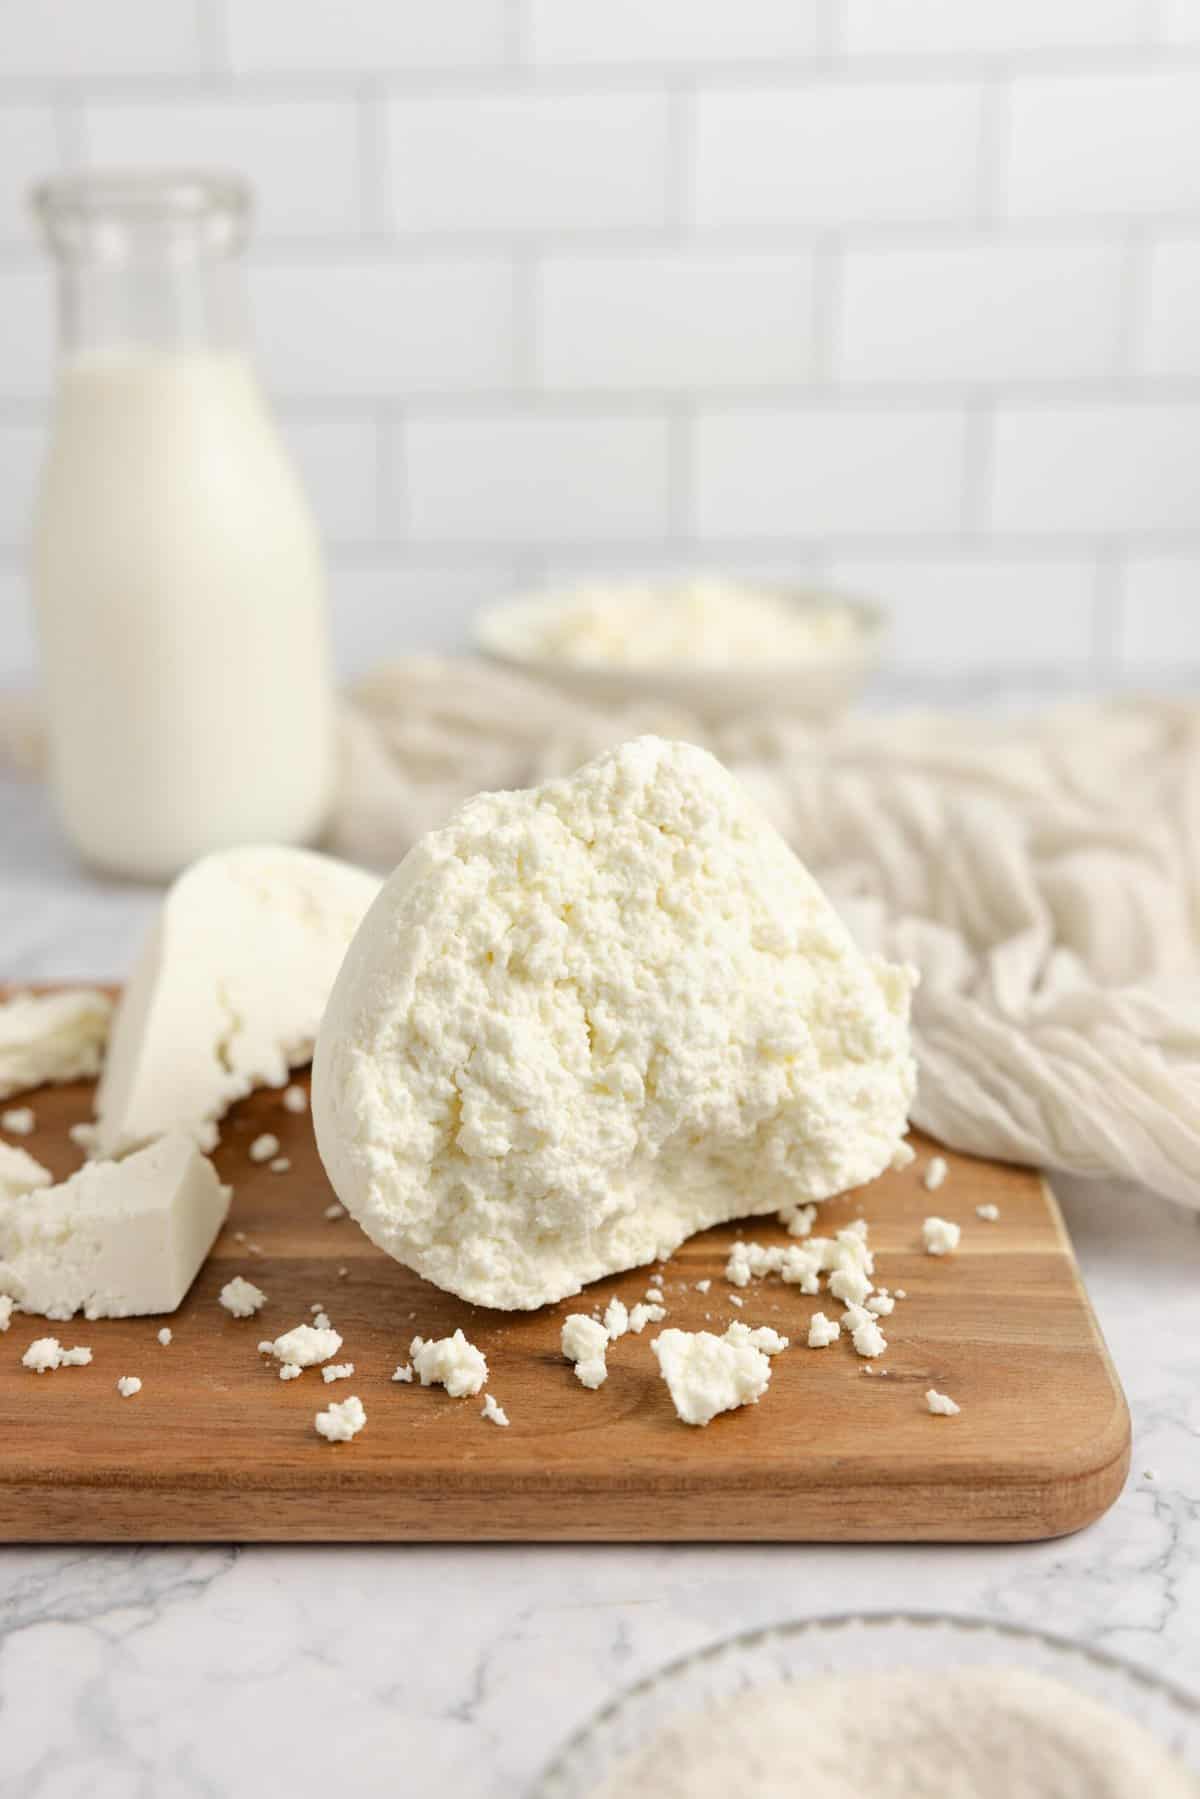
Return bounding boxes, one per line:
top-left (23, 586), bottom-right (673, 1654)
top-left (0, 1044), bottom-right (1130, 1544)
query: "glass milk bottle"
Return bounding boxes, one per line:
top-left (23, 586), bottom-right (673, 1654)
top-left (31, 172), bottom-right (336, 880)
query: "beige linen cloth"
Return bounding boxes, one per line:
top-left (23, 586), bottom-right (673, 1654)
top-left (5, 662), bottom-right (1199, 1208)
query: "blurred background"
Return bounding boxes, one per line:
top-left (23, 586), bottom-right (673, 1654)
top-left (2, 0), bottom-right (1198, 701)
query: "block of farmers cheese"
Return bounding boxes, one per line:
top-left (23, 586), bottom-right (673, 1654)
top-left (313, 736), bottom-right (917, 1311)
top-left (0, 1132), bottom-right (231, 1320)
top-left (93, 847), bottom-right (380, 1156)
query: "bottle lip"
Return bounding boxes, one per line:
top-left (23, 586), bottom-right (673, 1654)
top-left (33, 169), bottom-right (252, 224)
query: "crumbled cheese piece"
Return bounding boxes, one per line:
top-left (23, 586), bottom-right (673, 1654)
top-left (282, 1084), bottom-right (308, 1114)
top-left (279, 1363), bottom-right (302, 1381)
top-left (895, 1288), bottom-right (908, 1300)
top-left (391, 1362), bottom-right (414, 1383)
top-left (695, 1279), bottom-right (711, 1294)
top-left (807, 1311), bottom-right (841, 1348)
top-left (249, 1133), bottom-right (279, 1164)
top-left (22, 1336), bottom-right (91, 1372)
top-left (723, 1321), bottom-right (789, 1355)
top-left (323, 1203), bottom-right (346, 1221)
top-left (0, 1141), bottom-right (54, 1201)
top-left (841, 1303), bottom-right (873, 1334)
top-left (269, 1156), bottom-right (291, 1174)
top-left (924, 1155), bottom-right (949, 1192)
top-left (264, 1323), bottom-right (342, 1368)
top-left (561, 1313), bottom-right (609, 1389)
top-left (1, 1105), bottom-right (35, 1135)
top-left (481, 1393), bottom-right (509, 1427)
top-left (651, 1327), bottom-right (772, 1427)
top-left (68, 1121), bottom-right (99, 1152)
top-left (312, 1311), bottom-right (332, 1331)
top-left (338, 1267), bottom-right (348, 1278)
top-left (219, 1275), bottom-right (268, 1318)
top-left (0, 1134), bottom-right (230, 1322)
top-left (0, 1295), bottom-right (13, 1332)
top-left (321, 1362), bottom-right (355, 1383)
top-left (311, 736), bottom-right (917, 1311)
top-left (647, 1272), bottom-right (664, 1288)
top-left (828, 1264), bottom-right (873, 1308)
top-left (851, 1316), bottom-right (888, 1359)
top-left (116, 1375), bottom-right (142, 1398)
top-left (603, 1297), bottom-right (630, 1341)
top-left (91, 849), bottom-right (379, 1158)
top-left (865, 1292), bottom-right (895, 1316)
top-left (157, 1327), bottom-right (172, 1346)
top-left (314, 1394), bottom-right (365, 1442)
top-left (0, 988), bottom-right (112, 1101)
top-left (890, 1140), bottom-right (916, 1170)
top-left (923, 1216), bottom-right (961, 1257)
top-left (778, 1202), bottom-right (816, 1238)
top-left (628, 1301), bottom-right (668, 1333)
top-left (728, 1294), bottom-right (744, 1308)
top-left (410, 1328), bottom-right (488, 1398)
top-left (309, 1302), bottom-right (324, 1315)
top-left (926, 1388), bottom-right (960, 1416)
top-left (976, 1203), bottom-right (1000, 1222)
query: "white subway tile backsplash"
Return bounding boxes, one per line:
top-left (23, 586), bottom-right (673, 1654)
top-left (0, 110), bottom-right (60, 247)
top-left (0, 270), bottom-right (54, 398)
top-left (692, 82), bottom-right (982, 228)
top-left (1160, 0), bottom-right (1200, 44)
top-left (692, 407), bottom-right (967, 538)
top-left (328, 563), bottom-right (515, 674)
top-left (401, 413), bottom-right (672, 543)
top-left (82, 101), bottom-right (363, 241)
top-left (836, 240), bottom-right (1125, 383)
top-left (527, 0), bottom-right (823, 65)
top-left (842, 0), bottom-right (1143, 57)
top-left (1140, 239), bottom-right (1200, 376)
top-left (537, 251), bottom-right (817, 391)
top-left (279, 416), bottom-right (379, 546)
top-left (227, 0), bottom-right (507, 73)
top-left (249, 259), bottom-right (515, 397)
top-left (1, 0), bottom-right (203, 78)
top-left (0, 424), bottom-right (45, 550)
top-left (384, 93), bottom-right (669, 235)
top-left (1006, 72), bottom-right (1200, 218)
top-left (0, 572), bottom-right (38, 684)
top-left (824, 555), bottom-right (1098, 669)
top-left (989, 403), bottom-right (1200, 535)
top-left (1115, 559), bottom-right (1200, 666)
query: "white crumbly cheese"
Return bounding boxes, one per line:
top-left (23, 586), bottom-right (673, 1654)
top-left (561, 1312), bottom-right (609, 1389)
top-left (269, 1156), bottom-right (291, 1174)
top-left (0, 988), bottom-right (112, 1101)
top-left (777, 1202), bottom-right (816, 1238)
top-left (807, 1311), bottom-right (841, 1348)
top-left (828, 1264), bottom-right (873, 1308)
top-left (603, 1296), bottom-right (630, 1341)
top-left (481, 1393), bottom-right (509, 1427)
top-left (0, 1141), bottom-right (53, 1201)
top-left (282, 1084), bottom-right (308, 1114)
top-left (116, 1375), bottom-right (142, 1398)
top-left (926, 1388), bottom-right (961, 1416)
top-left (263, 1323), bottom-right (342, 1368)
top-left (627, 1301), bottom-right (667, 1333)
top-left (249, 1133), bottom-right (279, 1164)
top-left (1, 1105), bottom-right (35, 1135)
top-left (0, 1295), bottom-right (13, 1332)
top-left (723, 1321), bottom-right (789, 1355)
top-left (924, 1155), bottom-right (949, 1192)
top-left (0, 1133), bottom-right (230, 1322)
top-left (321, 1362), bottom-right (354, 1382)
top-left (923, 1216), bottom-right (961, 1257)
top-left (218, 1275), bottom-right (268, 1319)
top-left (68, 1121), bottom-right (99, 1152)
top-left (279, 1363), bottom-right (302, 1381)
top-left (695, 1279), bottom-right (711, 1294)
top-left (651, 1327), bottom-right (772, 1427)
top-left (314, 1394), bottom-right (365, 1442)
top-left (91, 847), bottom-right (380, 1158)
top-left (312, 1311), bottom-right (332, 1331)
top-left (22, 1337), bottom-right (92, 1372)
top-left (313, 737), bottom-right (916, 1311)
top-left (391, 1362), bottom-right (414, 1383)
top-left (890, 1140), bottom-right (916, 1170)
top-left (976, 1203), bottom-right (1000, 1222)
top-left (157, 1327), bottom-right (172, 1346)
top-left (851, 1316), bottom-right (888, 1359)
top-left (866, 1291), bottom-right (895, 1316)
top-left (410, 1328), bottom-right (488, 1398)
top-left (323, 1203), bottom-right (346, 1221)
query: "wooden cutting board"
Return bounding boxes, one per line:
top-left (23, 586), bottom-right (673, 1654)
top-left (0, 1040), bottom-right (1129, 1544)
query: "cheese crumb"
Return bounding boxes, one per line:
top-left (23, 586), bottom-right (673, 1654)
top-left (723, 1321), bottom-right (789, 1355)
top-left (695, 1279), bottom-right (711, 1294)
top-left (561, 1313), bottom-right (609, 1389)
top-left (922, 1216), bottom-right (961, 1257)
top-left (116, 1375), bottom-right (142, 1398)
top-left (282, 1084), bottom-right (308, 1114)
top-left (926, 1388), bottom-right (961, 1416)
top-left (481, 1393), bottom-right (509, 1427)
top-left (628, 1301), bottom-right (667, 1333)
top-left (315, 1394), bottom-right (365, 1442)
top-left (651, 1327), bottom-right (772, 1427)
top-left (828, 1264), bottom-right (873, 1308)
top-left (68, 1121), bottom-right (99, 1152)
top-left (323, 1203), bottom-right (346, 1221)
top-left (603, 1297), bottom-right (630, 1341)
top-left (410, 1328), bottom-right (488, 1398)
top-left (312, 1310), bottom-right (332, 1331)
top-left (807, 1311), bottom-right (841, 1348)
top-left (866, 1292), bottom-right (895, 1317)
top-left (976, 1203), bottom-right (1000, 1222)
top-left (219, 1275), bottom-right (268, 1318)
top-left (778, 1202), bottom-right (817, 1238)
top-left (157, 1327), bottom-right (172, 1346)
top-left (924, 1155), bottom-right (949, 1192)
top-left (851, 1316), bottom-right (888, 1359)
top-left (22, 1336), bottom-right (92, 1372)
top-left (890, 1140), bottom-right (916, 1170)
top-left (249, 1133), bottom-right (280, 1164)
top-left (1, 1105), bottom-right (35, 1135)
top-left (269, 1156), bottom-right (291, 1174)
top-left (279, 1363), bottom-right (302, 1380)
top-left (321, 1362), bottom-right (355, 1383)
top-left (391, 1362), bottom-right (414, 1383)
top-left (264, 1323), bottom-right (342, 1368)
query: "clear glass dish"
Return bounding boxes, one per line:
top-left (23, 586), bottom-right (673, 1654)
top-left (532, 1611), bottom-right (1200, 1797)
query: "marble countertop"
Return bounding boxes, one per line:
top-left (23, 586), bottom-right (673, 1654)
top-left (1, 768), bottom-right (1198, 1798)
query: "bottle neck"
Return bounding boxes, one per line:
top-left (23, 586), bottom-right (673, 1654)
top-left (56, 256), bottom-right (249, 361)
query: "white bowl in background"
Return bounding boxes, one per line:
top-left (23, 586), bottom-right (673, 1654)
top-left (474, 586), bottom-right (887, 725)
